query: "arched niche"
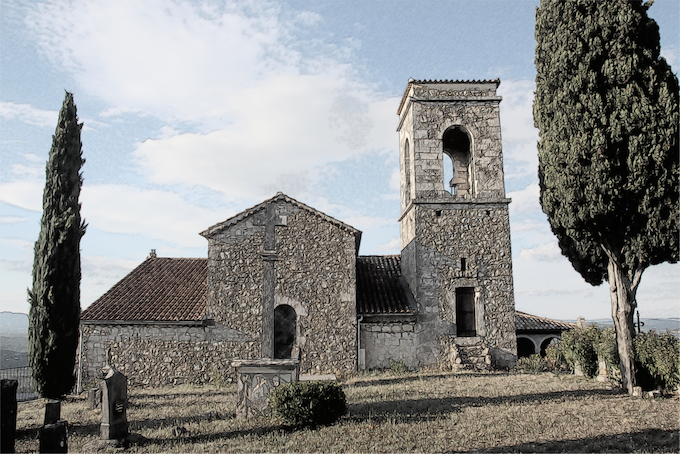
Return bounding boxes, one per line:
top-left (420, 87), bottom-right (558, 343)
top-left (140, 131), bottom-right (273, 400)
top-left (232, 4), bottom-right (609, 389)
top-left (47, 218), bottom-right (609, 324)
top-left (517, 337), bottom-right (537, 358)
top-left (442, 127), bottom-right (472, 196)
top-left (274, 304), bottom-right (296, 359)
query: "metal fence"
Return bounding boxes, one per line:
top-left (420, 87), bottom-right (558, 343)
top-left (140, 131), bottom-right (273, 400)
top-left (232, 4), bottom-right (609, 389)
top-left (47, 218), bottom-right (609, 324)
top-left (0, 366), bottom-right (38, 401)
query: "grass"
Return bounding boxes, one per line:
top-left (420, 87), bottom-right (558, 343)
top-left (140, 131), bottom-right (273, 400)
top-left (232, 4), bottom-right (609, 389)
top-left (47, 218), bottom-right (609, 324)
top-left (14, 370), bottom-right (679, 453)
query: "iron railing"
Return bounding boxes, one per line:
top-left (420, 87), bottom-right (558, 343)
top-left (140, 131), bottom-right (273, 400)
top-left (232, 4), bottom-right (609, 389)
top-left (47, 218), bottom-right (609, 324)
top-left (0, 366), bottom-right (38, 401)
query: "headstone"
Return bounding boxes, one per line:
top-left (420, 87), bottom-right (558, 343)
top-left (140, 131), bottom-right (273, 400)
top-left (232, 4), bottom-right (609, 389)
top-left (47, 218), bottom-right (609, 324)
top-left (39, 421), bottom-right (68, 453)
top-left (99, 366), bottom-right (128, 440)
top-left (232, 358), bottom-right (299, 419)
top-left (44, 400), bottom-right (61, 425)
top-left (1, 379), bottom-right (18, 454)
top-left (88, 388), bottom-right (101, 409)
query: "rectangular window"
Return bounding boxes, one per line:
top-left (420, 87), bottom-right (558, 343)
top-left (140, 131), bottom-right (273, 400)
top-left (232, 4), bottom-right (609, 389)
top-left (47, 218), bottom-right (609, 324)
top-left (455, 287), bottom-right (476, 337)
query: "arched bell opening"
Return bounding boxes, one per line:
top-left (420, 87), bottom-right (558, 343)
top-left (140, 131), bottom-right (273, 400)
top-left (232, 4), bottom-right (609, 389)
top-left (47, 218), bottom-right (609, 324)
top-left (442, 127), bottom-right (472, 196)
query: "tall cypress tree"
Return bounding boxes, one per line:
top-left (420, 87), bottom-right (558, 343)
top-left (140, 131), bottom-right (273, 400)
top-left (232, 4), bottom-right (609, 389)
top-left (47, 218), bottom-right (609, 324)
top-left (534, 0), bottom-right (678, 393)
top-left (28, 92), bottom-right (86, 399)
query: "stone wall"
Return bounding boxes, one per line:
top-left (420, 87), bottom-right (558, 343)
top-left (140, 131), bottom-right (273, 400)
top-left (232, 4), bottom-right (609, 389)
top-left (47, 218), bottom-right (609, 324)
top-left (206, 199), bottom-right (358, 377)
top-left (79, 322), bottom-right (256, 388)
top-left (360, 322), bottom-right (418, 370)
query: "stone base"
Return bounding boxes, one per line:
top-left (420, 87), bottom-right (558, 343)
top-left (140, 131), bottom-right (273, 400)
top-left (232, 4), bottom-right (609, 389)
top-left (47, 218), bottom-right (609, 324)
top-left (232, 359), bottom-right (299, 419)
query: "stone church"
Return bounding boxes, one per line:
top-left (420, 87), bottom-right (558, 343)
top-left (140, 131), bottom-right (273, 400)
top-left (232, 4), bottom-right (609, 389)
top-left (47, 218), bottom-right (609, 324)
top-left (79, 79), bottom-right (539, 387)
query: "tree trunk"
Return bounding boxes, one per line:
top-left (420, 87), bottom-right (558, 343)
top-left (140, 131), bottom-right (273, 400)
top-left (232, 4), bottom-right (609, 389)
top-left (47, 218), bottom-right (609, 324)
top-left (607, 258), bottom-right (640, 394)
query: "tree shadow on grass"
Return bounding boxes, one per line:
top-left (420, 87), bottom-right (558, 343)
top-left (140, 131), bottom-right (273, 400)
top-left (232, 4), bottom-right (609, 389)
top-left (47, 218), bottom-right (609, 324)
top-left (473, 428), bottom-right (678, 453)
top-left (349, 371), bottom-right (498, 388)
top-left (347, 387), bottom-right (622, 422)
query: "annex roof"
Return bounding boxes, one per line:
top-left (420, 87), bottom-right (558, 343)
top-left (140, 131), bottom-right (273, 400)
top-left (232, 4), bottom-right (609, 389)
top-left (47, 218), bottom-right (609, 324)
top-left (81, 257), bottom-right (207, 323)
top-left (200, 192), bottom-right (362, 252)
top-left (356, 255), bottom-right (414, 316)
top-left (515, 311), bottom-right (576, 333)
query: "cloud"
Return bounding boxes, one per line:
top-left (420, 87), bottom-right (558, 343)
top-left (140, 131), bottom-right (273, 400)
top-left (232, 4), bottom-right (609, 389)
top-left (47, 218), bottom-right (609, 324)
top-left (519, 241), bottom-right (562, 263)
top-left (0, 181), bottom-right (43, 211)
top-left (25, 0), bottom-right (399, 201)
top-left (507, 182), bottom-right (540, 217)
top-left (0, 217), bottom-right (28, 224)
top-left (81, 184), bottom-right (224, 248)
top-left (497, 80), bottom-right (539, 181)
top-left (0, 101), bottom-right (57, 128)
top-left (377, 237), bottom-right (400, 254)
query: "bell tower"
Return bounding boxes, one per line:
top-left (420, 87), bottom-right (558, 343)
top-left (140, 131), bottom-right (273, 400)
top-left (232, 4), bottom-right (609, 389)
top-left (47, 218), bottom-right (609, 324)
top-left (397, 79), bottom-right (517, 367)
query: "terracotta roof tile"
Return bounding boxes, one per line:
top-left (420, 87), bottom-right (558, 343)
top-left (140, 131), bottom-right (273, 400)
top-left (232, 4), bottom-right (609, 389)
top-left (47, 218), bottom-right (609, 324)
top-left (515, 311), bottom-right (576, 332)
top-left (81, 257), bottom-right (207, 322)
top-left (356, 255), bottom-right (413, 315)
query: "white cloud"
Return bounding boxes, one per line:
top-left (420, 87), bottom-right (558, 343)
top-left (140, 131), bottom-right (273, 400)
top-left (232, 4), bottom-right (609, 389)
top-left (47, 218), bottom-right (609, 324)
top-left (377, 237), bottom-right (400, 254)
top-left (0, 101), bottom-right (57, 128)
top-left (519, 241), bottom-right (562, 263)
top-left (0, 180), bottom-right (43, 211)
top-left (497, 80), bottom-right (539, 181)
top-left (81, 184), bottom-right (225, 248)
top-left (507, 182), bottom-right (540, 217)
top-left (0, 217), bottom-right (28, 224)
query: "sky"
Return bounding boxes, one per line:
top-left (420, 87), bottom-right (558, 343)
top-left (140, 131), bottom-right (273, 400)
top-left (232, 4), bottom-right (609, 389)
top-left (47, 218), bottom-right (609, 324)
top-left (1, 0), bottom-right (678, 321)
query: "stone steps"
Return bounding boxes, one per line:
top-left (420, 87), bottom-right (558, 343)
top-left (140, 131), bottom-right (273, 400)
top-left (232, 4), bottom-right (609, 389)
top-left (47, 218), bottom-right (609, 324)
top-left (446, 341), bottom-right (492, 371)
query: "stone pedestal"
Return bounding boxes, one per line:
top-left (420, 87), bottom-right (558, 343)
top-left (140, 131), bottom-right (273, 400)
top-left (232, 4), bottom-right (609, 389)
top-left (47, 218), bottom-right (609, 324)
top-left (99, 366), bottom-right (128, 440)
top-left (232, 359), bottom-right (299, 419)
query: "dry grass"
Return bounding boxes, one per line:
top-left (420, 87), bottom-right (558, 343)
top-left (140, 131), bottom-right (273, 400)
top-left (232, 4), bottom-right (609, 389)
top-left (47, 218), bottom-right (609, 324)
top-left (14, 370), bottom-right (679, 453)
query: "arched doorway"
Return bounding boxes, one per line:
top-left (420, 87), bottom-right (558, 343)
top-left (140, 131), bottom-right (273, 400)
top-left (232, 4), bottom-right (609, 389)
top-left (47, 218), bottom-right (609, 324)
top-left (274, 304), bottom-right (296, 359)
top-left (540, 337), bottom-right (559, 357)
top-left (517, 337), bottom-right (536, 358)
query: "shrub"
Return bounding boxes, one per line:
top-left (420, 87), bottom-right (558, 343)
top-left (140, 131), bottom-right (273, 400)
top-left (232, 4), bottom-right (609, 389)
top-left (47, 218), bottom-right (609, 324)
top-left (594, 326), bottom-right (620, 379)
top-left (560, 325), bottom-right (599, 377)
top-left (269, 381), bottom-right (346, 427)
top-left (515, 354), bottom-right (548, 374)
top-left (634, 331), bottom-right (680, 390)
top-left (545, 341), bottom-right (569, 372)
top-left (389, 359), bottom-right (408, 375)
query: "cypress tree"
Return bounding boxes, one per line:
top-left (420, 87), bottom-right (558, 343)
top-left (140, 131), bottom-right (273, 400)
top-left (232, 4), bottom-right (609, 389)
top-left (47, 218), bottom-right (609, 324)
top-left (534, 0), bottom-right (678, 394)
top-left (28, 92), bottom-right (86, 399)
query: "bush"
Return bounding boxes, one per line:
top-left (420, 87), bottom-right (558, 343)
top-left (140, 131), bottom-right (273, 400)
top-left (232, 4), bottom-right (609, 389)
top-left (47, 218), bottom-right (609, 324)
top-left (515, 354), bottom-right (548, 374)
top-left (594, 327), bottom-right (620, 379)
top-left (389, 359), bottom-right (408, 375)
top-left (545, 341), bottom-right (569, 372)
top-left (560, 325), bottom-right (600, 377)
top-left (269, 381), bottom-right (346, 427)
top-left (634, 331), bottom-right (680, 390)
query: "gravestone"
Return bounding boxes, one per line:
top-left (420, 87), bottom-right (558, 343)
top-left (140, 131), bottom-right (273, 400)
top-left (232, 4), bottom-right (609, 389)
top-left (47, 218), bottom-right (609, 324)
top-left (99, 366), bottom-right (128, 440)
top-left (232, 359), bottom-right (299, 419)
top-left (1, 379), bottom-right (18, 453)
top-left (39, 421), bottom-right (68, 453)
top-left (44, 400), bottom-right (61, 425)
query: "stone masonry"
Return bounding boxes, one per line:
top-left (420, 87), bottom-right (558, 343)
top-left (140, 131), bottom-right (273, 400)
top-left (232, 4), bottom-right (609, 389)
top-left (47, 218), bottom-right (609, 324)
top-left (397, 80), bottom-right (517, 368)
top-left (202, 194), bottom-right (360, 377)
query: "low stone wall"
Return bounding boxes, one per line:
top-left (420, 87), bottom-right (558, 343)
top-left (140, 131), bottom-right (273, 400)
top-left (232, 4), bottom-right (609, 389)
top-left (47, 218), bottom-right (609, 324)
top-left (360, 322), bottom-right (418, 370)
top-left (79, 322), bottom-right (257, 388)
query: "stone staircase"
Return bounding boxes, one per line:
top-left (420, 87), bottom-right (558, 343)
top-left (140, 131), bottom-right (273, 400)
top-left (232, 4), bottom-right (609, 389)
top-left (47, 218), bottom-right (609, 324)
top-left (445, 338), bottom-right (492, 371)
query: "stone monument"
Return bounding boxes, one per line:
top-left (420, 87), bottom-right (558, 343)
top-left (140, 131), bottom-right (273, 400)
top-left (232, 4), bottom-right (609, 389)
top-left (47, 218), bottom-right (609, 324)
top-left (99, 366), bottom-right (128, 440)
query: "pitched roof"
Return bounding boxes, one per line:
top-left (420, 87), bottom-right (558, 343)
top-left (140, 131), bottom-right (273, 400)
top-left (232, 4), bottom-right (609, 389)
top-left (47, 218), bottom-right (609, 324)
top-left (81, 257), bottom-right (207, 322)
top-left (356, 255), bottom-right (414, 315)
top-left (200, 193), bottom-right (362, 252)
top-left (515, 311), bottom-right (576, 332)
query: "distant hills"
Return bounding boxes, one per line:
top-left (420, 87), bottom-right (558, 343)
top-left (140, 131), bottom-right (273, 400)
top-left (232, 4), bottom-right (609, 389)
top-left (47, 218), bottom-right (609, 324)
top-left (584, 318), bottom-right (680, 333)
top-left (1, 312), bottom-right (29, 369)
top-left (1, 312), bottom-right (28, 335)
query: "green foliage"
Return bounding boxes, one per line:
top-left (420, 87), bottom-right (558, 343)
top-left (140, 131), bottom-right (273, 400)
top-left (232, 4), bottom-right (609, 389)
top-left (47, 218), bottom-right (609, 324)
top-left (534, 0), bottom-right (679, 285)
top-left (545, 341), bottom-right (570, 372)
top-left (594, 327), bottom-right (620, 378)
top-left (634, 331), bottom-right (680, 390)
top-left (560, 326), bottom-right (600, 378)
top-left (515, 354), bottom-right (549, 374)
top-left (269, 381), bottom-right (346, 427)
top-left (28, 92), bottom-right (86, 399)
top-left (389, 359), bottom-right (407, 375)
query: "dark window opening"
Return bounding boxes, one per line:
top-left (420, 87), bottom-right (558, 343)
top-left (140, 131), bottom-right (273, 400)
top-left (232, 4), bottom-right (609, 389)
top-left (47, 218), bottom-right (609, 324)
top-left (274, 305), bottom-right (296, 359)
top-left (435, 210), bottom-right (442, 217)
top-left (517, 338), bottom-right (536, 358)
top-left (455, 287), bottom-right (476, 337)
top-left (461, 258), bottom-right (467, 272)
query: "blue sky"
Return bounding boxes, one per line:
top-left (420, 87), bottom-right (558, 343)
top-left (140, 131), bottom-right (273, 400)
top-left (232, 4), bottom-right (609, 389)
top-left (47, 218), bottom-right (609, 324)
top-left (1, 0), bottom-right (678, 320)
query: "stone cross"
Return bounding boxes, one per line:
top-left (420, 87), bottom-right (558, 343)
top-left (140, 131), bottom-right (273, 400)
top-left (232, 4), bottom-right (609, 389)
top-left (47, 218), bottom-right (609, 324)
top-left (261, 202), bottom-right (278, 359)
top-left (99, 366), bottom-right (128, 440)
